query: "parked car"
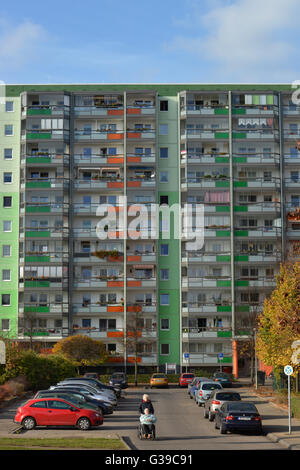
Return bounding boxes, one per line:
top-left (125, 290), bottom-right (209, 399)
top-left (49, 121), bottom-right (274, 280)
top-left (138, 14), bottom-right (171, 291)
top-left (83, 373), bottom-right (100, 380)
top-left (14, 398), bottom-right (103, 431)
top-left (52, 382), bottom-right (117, 406)
top-left (210, 372), bottom-right (233, 388)
top-left (179, 373), bottom-right (194, 387)
top-left (33, 390), bottom-right (100, 412)
top-left (64, 377), bottom-right (121, 398)
top-left (49, 386), bottom-right (113, 414)
top-left (214, 401), bottom-right (263, 435)
top-left (56, 380), bottom-right (116, 400)
top-left (203, 390), bottom-right (241, 421)
top-left (195, 381), bottom-right (223, 406)
top-left (188, 377), bottom-right (211, 400)
top-left (109, 372), bottom-right (128, 389)
top-left (150, 373), bottom-right (168, 388)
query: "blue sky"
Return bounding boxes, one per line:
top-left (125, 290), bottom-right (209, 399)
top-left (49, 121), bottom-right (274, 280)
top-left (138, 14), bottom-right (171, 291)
top-left (0, 0), bottom-right (300, 84)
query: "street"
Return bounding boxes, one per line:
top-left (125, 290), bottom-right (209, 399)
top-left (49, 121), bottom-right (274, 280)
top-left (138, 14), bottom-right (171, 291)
top-left (0, 385), bottom-right (293, 451)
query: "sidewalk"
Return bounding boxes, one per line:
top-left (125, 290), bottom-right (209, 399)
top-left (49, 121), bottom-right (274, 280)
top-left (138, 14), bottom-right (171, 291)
top-left (237, 378), bottom-right (300, 450)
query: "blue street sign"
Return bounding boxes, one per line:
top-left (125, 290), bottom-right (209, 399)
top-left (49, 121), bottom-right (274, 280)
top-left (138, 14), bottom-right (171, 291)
top-left (184, 353), bottom-right (190, 359)
top-left (218, 353), bottom-right (224, 360)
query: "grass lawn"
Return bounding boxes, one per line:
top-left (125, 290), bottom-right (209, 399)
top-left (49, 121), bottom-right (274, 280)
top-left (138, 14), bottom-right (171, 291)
top-left (0, 437), bottom-right (127, 450)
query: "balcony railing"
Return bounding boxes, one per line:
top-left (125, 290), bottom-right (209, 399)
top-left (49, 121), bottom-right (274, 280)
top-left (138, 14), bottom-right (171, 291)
top-left (21, 178), bottom-right (69, 189)
top-left (23, 105), bottom-right (70, 116)
top-left (19, 303), bottom-right (69, 314)
top-left (74, 130), bottom-right (124, 140)
top-left (23, 153), bottom-right (69, 164)
top-left (23, 130), bottom-right (70, 140)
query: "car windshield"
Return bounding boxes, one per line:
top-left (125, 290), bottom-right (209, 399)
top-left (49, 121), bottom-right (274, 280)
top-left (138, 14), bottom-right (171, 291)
top-left (202, 383), bottom-right (222, 390)
top-left (215, 393), bottom-right (241, 401)
top-left (152, 374), bottom-right (166, 378)
top-left (111, 374), bottom-right (125, 379)
top-left (215, 373), bottom-right (230, 378)
top-left (228, 403), bottom-right (257, 412)
top-left (182, 374), bottom-right (194, 378)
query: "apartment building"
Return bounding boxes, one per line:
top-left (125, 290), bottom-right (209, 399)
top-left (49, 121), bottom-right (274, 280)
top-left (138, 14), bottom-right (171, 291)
top-left (0, 84), bottom-right (299, 374)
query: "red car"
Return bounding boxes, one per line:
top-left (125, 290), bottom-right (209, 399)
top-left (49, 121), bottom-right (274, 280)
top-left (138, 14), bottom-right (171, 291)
top-left (179, 373), bottom-right (195, 387)
top-left (14, 397), bottom-right (103, 431)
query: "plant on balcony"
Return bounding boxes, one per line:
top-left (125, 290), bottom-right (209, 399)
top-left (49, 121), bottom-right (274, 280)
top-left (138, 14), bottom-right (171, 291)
top-left (93, 250), bottom-right (107, 259)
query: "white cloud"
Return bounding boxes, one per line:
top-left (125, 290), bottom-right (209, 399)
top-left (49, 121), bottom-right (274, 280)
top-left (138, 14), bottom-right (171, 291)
top-left (0, 19), bottom-right (46, 74)
top-left (166, 0), bottom-right (300, 81)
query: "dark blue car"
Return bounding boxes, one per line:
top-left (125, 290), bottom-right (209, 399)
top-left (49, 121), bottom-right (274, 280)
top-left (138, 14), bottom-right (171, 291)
top-left (214, 402), bottom-right (263, 435)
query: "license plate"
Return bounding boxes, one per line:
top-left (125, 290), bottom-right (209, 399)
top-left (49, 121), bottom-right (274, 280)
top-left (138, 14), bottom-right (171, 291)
top-left (238, 417), bottom-right (251, 420)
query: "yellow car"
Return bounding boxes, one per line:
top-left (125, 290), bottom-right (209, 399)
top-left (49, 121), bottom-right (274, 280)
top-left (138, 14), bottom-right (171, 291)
top-left (150, 373), bottom-right (169, 389)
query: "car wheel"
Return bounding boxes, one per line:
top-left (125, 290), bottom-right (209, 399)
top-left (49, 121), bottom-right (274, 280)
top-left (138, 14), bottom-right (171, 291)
top-left (220, 423), bottom-right (227, 434)
top-left (198, 401), bottom-right (202, 407)
top-left (208, 410), bottom-right (214, 422)
top-left (77, 417), bottom-right (91, 431)
top-left (22, 416), bottom-right (36, 430)
top-left (214, 420), bottom-right (219, 430)
top-left (203, 407), bottom-right (209, 419)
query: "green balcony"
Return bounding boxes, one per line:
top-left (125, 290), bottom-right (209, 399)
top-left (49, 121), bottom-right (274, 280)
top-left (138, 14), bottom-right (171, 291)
top-left (24, 306), bottom-right (50, 313)
top-left (216, 206), bottom-right (230, 212)
top-left (25, 231), bottom-right (50, 238)
top-left (26, 181), bottom-right (51, 189)
top-left (25, 206), bottom-right (50, 213)
top-left (27, 109), bottom-right (52, 116)
top-left (25, 256), bottom-right (50, 263)
top-left (216, 255), bottom-right (231, 262)
top-left (234, 230), bottom-right (249, 237)
top-left (24, 280), bottom-right (50, 288)
top-left (26, 156), bottom-right (51, 164)
top-left (217, 305), bottom-right (232, 312)
top-left (26, 132), bottom-right (52, 140)
top-left (235, 255), bottom-right (249, 262)
top-left (217, 330), bottom-right (232, 337)
top-left (216, 230), bottom-right (231, 237)
top-left (234, 205), bottom-right (248, 212)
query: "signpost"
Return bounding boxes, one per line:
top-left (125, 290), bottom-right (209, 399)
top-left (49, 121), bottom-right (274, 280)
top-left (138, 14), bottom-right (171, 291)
top-left (184, 353), bottom-right (189, 373)
top-left (218, 353), bottom-right (224, 373)
top-left (284, 365), bottom-right (293, 435)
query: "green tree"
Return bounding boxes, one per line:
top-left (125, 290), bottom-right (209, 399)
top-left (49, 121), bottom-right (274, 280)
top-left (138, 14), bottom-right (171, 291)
top-left (256, 262), bottom-right (300, 375)
top-left (52, 335), bottom-right (108, 373)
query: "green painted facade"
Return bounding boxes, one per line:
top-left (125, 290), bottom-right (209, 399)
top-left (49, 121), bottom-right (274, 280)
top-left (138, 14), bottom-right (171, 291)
top-left (0, 97), bottom-right (20, 337)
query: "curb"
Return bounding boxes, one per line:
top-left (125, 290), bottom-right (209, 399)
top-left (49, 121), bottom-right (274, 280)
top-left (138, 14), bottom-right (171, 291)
top-left (265, 432), bottom-right (300, 450)
top-left (119, 435), bottom-right (137, 450)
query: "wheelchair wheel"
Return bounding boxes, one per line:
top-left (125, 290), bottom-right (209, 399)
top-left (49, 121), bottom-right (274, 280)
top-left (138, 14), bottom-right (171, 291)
top-left (137, 424), bottom-right (143, 440)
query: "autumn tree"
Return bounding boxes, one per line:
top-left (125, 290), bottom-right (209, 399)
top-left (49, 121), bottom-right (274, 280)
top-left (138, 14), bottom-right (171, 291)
top-left (256, 262), bottom-right (300, 375)
top-left (52, 334), bottom-right (108, 373)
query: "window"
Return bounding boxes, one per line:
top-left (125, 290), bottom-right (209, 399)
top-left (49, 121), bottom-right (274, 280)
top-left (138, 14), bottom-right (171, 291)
top-left (159, 124), bottom-right (168, 135)
top-left (160, 100), bottom-right (168, 111)
top-left (4, 125), bottom-right (13, 136)
top-left (5, 101), bottom-right (14, 112)
top-left (291, 171), bottom-right (299, 182)
top-left (161, 344), bottom-right (170, 355)
top-left (30, 401), bottom-right (47, 408)
top-left (160, 269), bottom-right (169, 281)
top-left (160, 195), bottom-right (169, 205)
top-left (4, 149), bottom-right (12, 160)
top-left (160, 244), bottom-right (169, 256)
top-left (2, 270), bottom-right (11, 281)
top-left (2, 245), bottom-right (11, 257)
top-left (3, 196), bottom-right (12, 208)
top-left (82, 319), bottom-right (91, 328)
top-left (3, 172), bottom-right (12, 183)
top-left (3, 221), bottom-right (11, 232)
top-left (107, 343), bottom-right (116, 352)
top-left (160, 294), bottom-right (169, 305)
top-left (1, 294), bottom-right (10, 306)
top-left (160, 147), bottom-right (168, 159)
top-left (160, 171), bottom-right (168, 183)
top-left (1, 319), bottom-right (10, 331)
top-left (161, 319), bottom-right (170, 330)
top-left (47, 400), bottom-right (73, 410)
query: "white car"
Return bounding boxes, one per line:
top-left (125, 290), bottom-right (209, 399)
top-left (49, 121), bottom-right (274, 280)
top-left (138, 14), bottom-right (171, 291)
top-left (52, 382), bottom-right (117, 406)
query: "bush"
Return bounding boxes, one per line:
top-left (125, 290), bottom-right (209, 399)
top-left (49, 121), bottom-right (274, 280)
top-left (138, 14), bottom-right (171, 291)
top-left (2, 349), bottom-right (76, 391)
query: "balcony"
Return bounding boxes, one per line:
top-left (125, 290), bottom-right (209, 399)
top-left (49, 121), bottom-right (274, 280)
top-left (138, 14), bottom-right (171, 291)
top-left (74, 153), bottom-right (124, 166)
top-left (182, 252), bottom-right (231, 264)
top-left (182, 302), bottom-right (232, 314)
top-left (283, 105), bottom-right (300, 116)
top-left (127, 104), bottom-right (155, 116)
top-left (232, 129), bottom-right (279, 140)
top-left (21, 178), bottom-right (69, 190)
top-left (74, 251), bottom-right (124, 264)
top-left (234, 227), bottom-right (282, 238)
top-left (22, 129), bottom-right (69, 141)
top-left (126, 129), bottom-right (156, 140)
top-left (74, 177), bottom-right (124, 191)
top-left (18, 328), bottom-right (68, 339)
top-left (21, 227), bottom-right (69, 239)
top-left (20, 278), bottom-right (68, 289)
top-left (23, 153), bottom-right (69, 166)
top-left (23, 104), bottom-right (69, 117)
top-left (74, 105), bottom-right (124, 117)
top-left (181, 128), bottom-right (230, 141)
top-left (182, 327), bottom-right (232, 339)
top-left (182, 353), bottom-right (232, 366)
top-left (181, 151), bottom-right (230, 165)
top-left (21, 252), bottom-right (69, 264)
top-left (21, 203), bottom-right (69, 215)
top-left (74, 129), bottom-right (124, 141)
top-left (181, 104), bottom-right (229, 116)
top-left (19, 303), bottom-right (69, 314)
top-left (232, 104), bottom-right (276, 116)
top-left (285, 177), bottom-right (300, 188)
top-left (233, 152), bottom-right (280, 165)
top-left (182, 277), bottom-right (232, 289)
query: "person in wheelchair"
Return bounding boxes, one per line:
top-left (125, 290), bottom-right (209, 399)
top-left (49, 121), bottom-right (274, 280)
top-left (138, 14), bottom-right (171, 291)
top-left (139, 394), bottom-right (154, 415)
top-left (139, 407), bottom-right (157, 439)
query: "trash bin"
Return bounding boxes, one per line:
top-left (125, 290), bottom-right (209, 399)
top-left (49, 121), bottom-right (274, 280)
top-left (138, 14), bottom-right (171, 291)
top-left (257, 371), bottom-right (266, 386)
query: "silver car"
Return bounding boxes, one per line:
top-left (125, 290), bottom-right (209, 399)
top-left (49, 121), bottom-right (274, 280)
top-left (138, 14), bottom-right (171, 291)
top-left (203, 389), bottom-right (241, 421)
top-left (195, 381), bottom-right (223, 406)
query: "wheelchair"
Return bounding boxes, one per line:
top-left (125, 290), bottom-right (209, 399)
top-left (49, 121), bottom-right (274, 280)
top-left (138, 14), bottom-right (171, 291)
top-left (137, 422), bottom-right (156, 440)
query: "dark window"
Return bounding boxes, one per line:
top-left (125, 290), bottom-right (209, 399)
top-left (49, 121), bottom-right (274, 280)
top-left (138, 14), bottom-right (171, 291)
top-left (30, 401), bottom-right (47, 408)
top-left (160, 147), bottom-right (168, 158)
top-left (47, 400), bottom-right (73, 410)
top-left (3, 196), bottom-right (12, 207)
top-left (160, 100), bottom-right (168, 111)
top-left (160, 195), bottom-right (169, 205)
